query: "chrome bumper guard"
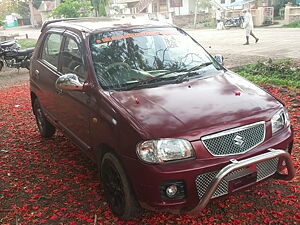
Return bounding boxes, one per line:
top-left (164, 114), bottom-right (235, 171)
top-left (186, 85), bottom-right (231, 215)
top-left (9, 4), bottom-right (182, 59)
top-left (190, 148), bottom-right (295, 214)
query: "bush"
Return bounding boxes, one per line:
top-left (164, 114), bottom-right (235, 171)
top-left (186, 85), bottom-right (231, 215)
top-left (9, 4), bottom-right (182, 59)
top-left (282, 21), bottom-right (300, 28)
top-left (234, 59), bottom-right (300, 88)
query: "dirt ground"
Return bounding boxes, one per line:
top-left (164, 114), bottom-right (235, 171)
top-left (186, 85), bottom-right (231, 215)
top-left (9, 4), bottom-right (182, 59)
top-left (0, 27), bottom-right (299, 89)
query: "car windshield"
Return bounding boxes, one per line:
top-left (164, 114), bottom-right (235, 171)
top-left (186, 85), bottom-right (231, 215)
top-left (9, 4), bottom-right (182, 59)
top-left (89, 27), bottom-right (222, 91)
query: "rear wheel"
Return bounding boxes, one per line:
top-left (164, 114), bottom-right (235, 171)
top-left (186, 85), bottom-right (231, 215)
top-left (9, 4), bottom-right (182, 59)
top-left (101, 152), bottom-right (142, 220)
top-left (0, 61), bottom-right (3, 71)
top-left (33, 99), bottom-right (56, 138)
top-left (224, 20), bottom-right (231, 29)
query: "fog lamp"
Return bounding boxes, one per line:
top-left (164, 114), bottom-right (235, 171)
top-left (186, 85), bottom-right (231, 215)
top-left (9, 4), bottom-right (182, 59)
top-left (166, 185), bottom-right (178, 197)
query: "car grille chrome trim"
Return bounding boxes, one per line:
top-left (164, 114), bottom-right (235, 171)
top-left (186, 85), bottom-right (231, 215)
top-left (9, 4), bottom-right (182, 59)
top-left (195, 157), bottom-right (279, 199)
top-left (201, 121), bottom-right (266, 156)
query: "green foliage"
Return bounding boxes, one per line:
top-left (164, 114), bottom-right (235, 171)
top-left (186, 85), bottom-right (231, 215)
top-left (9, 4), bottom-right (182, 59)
top-left (273, 0), bottom-right (297, 16)
top-left (91, 0), bottom-right (109, 16)
top-left (282, 21), bottom-right (300, 28)
top-left (16, 1), bottom-right (30, 18)
top-left (52, 0), bottom-right (93, 18)
top-left (197, 0), bottom-right (211, 10)
top-left (234, 59), bottom-right (300, 88)
top-left (18, 39), bottom-right (37, 49)
top-left (0, 16), bottom-right (5, 27)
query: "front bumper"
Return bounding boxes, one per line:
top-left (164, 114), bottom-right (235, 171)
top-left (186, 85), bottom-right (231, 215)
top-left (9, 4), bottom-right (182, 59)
top-left (122, 126), bottom-right (294, 212)
top-left (189, 148), bottom-right (295, 214)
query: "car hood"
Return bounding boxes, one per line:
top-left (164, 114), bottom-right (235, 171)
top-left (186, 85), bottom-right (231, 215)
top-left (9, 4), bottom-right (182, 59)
top-left (110, 71), bottom-right (282, 141)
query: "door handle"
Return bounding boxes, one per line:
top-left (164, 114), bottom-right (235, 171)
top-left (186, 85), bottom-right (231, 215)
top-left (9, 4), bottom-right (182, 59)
top-left (33, 69), bottom-right (39, 79)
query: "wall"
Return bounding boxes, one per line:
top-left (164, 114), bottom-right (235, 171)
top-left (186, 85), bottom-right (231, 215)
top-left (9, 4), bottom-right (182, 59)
top-left (285, 6), bottom-right (300, 24)
top-left (170, 0), bottom-right (190, 15)
top-left (172, 13), bottom-right (212, 26)
top-left (225, 7), bottom-right (273, 26)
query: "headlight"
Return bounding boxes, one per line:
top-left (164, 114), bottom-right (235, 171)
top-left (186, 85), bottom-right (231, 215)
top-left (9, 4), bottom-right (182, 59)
top-left (271, 108), bottom-right (290, 135)
top-left (137, 139), bottom-right (195, 163)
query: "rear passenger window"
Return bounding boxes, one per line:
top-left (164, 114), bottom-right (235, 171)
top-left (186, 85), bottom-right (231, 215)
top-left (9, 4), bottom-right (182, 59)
top-left (41, 33), bottom-right (62, 68)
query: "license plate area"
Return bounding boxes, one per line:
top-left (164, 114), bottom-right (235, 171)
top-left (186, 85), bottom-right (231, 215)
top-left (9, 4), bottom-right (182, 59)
top-left (228, 171), bottom-right (257, 192)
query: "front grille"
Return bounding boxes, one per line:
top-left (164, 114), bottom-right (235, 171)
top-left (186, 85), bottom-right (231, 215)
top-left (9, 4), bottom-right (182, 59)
top-left (195, 158), bottom-right (279, 199)
top-left (201, 122), bottom-right (265, 156)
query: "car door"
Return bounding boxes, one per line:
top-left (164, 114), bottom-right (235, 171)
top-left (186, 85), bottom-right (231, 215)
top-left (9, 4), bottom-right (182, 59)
top-left (55, 31), bottom-right (92, 152)
top-left (33, 30), bottom-right (64, 121)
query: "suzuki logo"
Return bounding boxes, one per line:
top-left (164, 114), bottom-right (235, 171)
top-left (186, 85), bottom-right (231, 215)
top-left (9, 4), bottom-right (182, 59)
top-left (233, 135), bottom-right (245, 147)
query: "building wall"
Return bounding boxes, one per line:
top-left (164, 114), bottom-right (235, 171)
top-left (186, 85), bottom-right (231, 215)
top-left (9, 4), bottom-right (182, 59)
top-left (285, 6), bottom-right (300, 24)
top-left (170, 0), bottom-right (190, 15)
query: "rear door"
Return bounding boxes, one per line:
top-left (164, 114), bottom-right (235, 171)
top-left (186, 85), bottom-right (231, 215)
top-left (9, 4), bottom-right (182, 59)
top-left (32, 29), bottom-right (64, 121)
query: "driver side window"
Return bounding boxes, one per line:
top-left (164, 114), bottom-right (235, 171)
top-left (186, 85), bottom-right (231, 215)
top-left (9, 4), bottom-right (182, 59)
top-left (61, 37), bottom-right (86, 81)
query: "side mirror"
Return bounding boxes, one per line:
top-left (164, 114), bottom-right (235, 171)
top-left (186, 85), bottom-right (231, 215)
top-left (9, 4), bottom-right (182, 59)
top-left (55, 73), bottom-right (84, 91)
top-left (214, 54), bottom-right (224, 66)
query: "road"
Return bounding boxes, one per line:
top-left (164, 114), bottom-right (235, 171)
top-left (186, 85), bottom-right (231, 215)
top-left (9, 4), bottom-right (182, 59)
top-left (187, 27), bottom-right (300, 67)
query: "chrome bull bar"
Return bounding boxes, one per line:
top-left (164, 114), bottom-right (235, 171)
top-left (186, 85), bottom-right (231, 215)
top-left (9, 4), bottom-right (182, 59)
top-left (190, 148), bottom-right (295, 214)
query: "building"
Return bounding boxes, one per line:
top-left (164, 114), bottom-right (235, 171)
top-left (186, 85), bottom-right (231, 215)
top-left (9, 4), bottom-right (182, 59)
top-left (114, 0), bottom-right (199, 16)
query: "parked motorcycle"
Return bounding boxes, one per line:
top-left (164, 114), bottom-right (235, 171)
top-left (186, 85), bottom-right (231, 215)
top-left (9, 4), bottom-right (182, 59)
top-left (0, 40), bottom-right (34, 71)
top-left (0, 40), bottom-right (21, 51)
top-left (224, 16), bottom-right (244, 29)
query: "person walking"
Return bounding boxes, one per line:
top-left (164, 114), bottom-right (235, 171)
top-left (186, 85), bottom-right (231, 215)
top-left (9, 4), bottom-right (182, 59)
top-left (243, 9), bottom-right (259, 45)
top-left (216, 8), bottom-right (222, 30)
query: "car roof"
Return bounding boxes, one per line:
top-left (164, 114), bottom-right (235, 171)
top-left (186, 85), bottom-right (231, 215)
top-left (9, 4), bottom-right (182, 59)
top-left (43, 17), bottom-right (174, 33)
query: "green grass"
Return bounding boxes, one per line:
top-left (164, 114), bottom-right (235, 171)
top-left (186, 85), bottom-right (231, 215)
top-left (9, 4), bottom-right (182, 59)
top-left (282, 21), bottom-right (300, 28)
top-left (18, 39), bottom-right (37, 49)
top-left (234, 59), bottom-right (300, 88)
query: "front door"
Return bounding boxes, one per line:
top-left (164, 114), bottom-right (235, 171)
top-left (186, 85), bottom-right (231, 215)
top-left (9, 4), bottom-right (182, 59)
top-left (55, 32), bottom-right (92, 153)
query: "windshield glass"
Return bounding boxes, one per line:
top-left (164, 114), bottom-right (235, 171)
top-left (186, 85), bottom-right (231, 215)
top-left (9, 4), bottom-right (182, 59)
top-left (89, 27), bottom-right (221, 90)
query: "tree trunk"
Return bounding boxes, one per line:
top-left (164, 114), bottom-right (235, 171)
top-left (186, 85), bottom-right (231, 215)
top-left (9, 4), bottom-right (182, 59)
top-left (28, 0), bottom-right (36, 27)
top-left (193, 0), bottom-right (198, 28)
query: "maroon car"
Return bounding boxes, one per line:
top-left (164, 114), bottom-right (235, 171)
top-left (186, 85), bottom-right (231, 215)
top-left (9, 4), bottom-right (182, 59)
top-left (30, 18), bottom-right (295, 219)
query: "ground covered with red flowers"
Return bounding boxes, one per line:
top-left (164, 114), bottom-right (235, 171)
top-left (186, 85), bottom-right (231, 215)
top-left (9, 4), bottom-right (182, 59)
top-left (0, 84), bottom-right (299, 225)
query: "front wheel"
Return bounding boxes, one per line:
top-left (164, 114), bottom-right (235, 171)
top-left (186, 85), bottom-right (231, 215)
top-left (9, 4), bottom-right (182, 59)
top-left (33, 99), bottom-right (56, 138)
top-left (101, 152), bottom-right (142, 220)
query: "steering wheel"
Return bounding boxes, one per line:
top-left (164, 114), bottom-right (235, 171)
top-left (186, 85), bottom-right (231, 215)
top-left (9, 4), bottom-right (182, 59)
top-left (106, 62), bottom-right (131, 71)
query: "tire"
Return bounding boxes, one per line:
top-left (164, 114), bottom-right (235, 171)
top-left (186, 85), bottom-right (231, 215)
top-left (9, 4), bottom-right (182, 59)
top-left (25, 59), bottom-right (30, 70)
top-left (0, 61), bottom-right (3, 71)
top-left (224, 21), bottom-right (231, 29)
top-left (101, 152), bottom-right (142, 220)
top-left (33, 99), bottom-right (56, 138)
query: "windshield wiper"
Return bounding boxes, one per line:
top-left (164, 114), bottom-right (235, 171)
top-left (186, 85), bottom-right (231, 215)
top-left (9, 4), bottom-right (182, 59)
top-left (174, 62), bottom-right (213, 82)
top-left (124, 62), bottom-right (213, 90)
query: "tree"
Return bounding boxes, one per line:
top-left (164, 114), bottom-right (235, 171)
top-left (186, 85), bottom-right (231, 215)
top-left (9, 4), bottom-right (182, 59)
top-left (193, 0), bottom-right (212, 28)
top-left (91, 0), bottom-right (110, 16)
top-left (273, 0), bottom-right (297, 17)
top-left (16, 1), bottom-right (31, 18)
top-left (52, 0), bottom-right (93, 18)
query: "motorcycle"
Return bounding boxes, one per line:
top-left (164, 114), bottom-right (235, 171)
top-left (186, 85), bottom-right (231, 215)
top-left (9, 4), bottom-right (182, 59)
top-left (224, 16), bottom-right (244, 29)
top-left (0, 40), bottom-right (34, 71)
top-left (0, 40), bottom-right (21, 51)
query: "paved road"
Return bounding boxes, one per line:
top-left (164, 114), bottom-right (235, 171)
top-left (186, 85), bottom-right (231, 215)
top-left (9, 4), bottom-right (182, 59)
top-left (187, 27), bottom-right (300, 67)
